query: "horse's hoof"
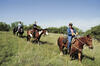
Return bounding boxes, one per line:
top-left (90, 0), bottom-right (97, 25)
top-left (79, 60), bottom-right (82, 63)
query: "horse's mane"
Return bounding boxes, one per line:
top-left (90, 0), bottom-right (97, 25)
top-left (75, 36), bottom-right (86, 45)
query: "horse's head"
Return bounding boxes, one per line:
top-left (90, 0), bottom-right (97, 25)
top-left (42, 29), bottom-right (48, 35)
top-left (85, 35), bottom-right (93, 49)
top-left (38, 29), bottom-right (48, 35)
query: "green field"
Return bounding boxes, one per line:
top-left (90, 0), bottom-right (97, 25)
top-left (0, 31), bottom-right (100, 66)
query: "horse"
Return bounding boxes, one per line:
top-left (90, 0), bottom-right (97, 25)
top-left (70, 35), bottom-right (93, 62)
top-left (13, 26), bottom-right (24, 37)
top-left (57, 35), bottom-right (68, 55)
top-left (13, 27), bottom-right (18, 35)
top-left (27, 29), bottom-right (48, 45)
top-left (57, 35), bottom-right (93, 62)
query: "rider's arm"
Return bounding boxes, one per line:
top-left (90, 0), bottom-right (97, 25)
top-left (73, 29), bottom-right (78, 35)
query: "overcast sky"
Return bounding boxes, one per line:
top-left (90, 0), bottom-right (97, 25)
top-left (0, 0), bottom-right (100, 31)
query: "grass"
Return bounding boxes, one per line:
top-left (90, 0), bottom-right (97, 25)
top-left (0, 31), bottom-right (100, 66)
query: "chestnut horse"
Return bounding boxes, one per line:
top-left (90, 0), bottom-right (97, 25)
top-left (27, 29), bottom-right (48, 45)
top-left (57, 35), bottom-right (93, 62)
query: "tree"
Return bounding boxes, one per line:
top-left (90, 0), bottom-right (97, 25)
top-left (73, 26), bottom-right (84, 36)
top-left (0, 22), bottom-right (10, 31)
top-left (11, 21), bottom-right (23, 29)
top-left (59, 26), bottom-right (68, 34)
top-left (84, 25), bottom-right (100, 41)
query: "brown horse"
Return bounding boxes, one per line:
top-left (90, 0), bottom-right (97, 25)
top-left (70, 35), bottom-right (93, 62)
top-left (27, 29), bottom-right (48, 45)
top-left (57, 35), bottom-right (68, 55)
top-left (57, 35), bottom-right (93, 62)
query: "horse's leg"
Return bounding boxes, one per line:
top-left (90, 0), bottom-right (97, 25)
top-left (70, 50), bottom-right (74, 60)
top-left (59, 45), bottom-right (64, 55)
top-left (27, 35), bottom-right (29, 41)
top-left (21, 33), bottom-right (23, 37)
top-left (38, 40), bottom-right (40, 45)
top-left (70, 47), bottom-right (77, 60)
top-left (78, 52), bottom-right (82, 62)
top-left (36, 39), bottom-right (39, 44)
top-left (27, 35), bottom-right (31, 41)
top-left (17, 32), bottom-right (18, 36)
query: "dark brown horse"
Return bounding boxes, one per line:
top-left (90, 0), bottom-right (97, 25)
top-left (57, 35), bottom-right (93, 62)
top-left (57, 35), bottom-right (68, 55)
top-left (27, 29), bottom-right (48, 45)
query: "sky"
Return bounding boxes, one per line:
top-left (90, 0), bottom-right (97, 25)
top-left (0, 0), bottom-right (100, 31)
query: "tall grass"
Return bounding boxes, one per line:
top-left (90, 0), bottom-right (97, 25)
top-left (0, 31), bottom-right (100, 66)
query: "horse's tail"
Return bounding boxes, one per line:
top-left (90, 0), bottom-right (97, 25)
top-left (57, 37), bottom-right (60, 46)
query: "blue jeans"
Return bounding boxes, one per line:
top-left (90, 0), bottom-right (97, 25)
top-left (67, 36), bottom-right (72, 49)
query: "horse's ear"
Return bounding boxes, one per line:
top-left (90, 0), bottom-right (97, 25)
top-left (87, 35), bottom-right (90, 38)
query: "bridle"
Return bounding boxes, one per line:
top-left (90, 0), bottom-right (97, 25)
top-left (71, 37), bottom-right (87, 51)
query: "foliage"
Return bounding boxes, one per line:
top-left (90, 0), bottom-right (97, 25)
top-left (46, 26), bottom-right (68, 34)
top-left (0, 22), bottom-right (10, 31)
top-left (84, 25), bottom-right (100, 41)
top-left (47, 27), bottom-right (60, 33)
top-left (46, 26), bottom-right (83, 35)
top-left (73, 26), bottom-right (84, 35)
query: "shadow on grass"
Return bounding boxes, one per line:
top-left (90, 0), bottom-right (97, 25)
top-left (70, 52), bottom-right (95, 61)
top-left (82, 54), bottom-right (95, 61)
top-left (31, 40), bottom-right (54, 45)
top-left (21, 35), bottom-right (27, 38)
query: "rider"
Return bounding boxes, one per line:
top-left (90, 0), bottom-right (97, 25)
top-left (33, 21), bottom-right (38, 37)
top-left (67, 23), bottom-right (78, 53)
top-left (17, 21), bottom-right (22, 32)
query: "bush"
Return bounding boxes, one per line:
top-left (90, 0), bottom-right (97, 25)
top-left (0, 22), bottom-right (10, 31)
top-left (46, 26), bottom-right (83, 35)
top-left (84, 25), bottom-right (100, 41)
top-left (46, 27), bottom-right (60, 33)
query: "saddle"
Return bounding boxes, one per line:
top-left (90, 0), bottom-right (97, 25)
top-left (71, 37), bottom-right (76, 44)
top-left (62, 37), bottom-right (76, 44)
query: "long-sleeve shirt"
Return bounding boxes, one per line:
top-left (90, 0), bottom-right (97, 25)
top-left (67, 28), bottom-right (76, 36)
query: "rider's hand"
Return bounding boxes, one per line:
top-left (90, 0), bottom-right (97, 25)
top-left (72, 33), bottom-right (75, 36)
top-left (76, 32), bottom-right (78, 36)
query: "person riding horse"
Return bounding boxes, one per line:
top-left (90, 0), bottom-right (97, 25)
top-left (17, 21), bottom-right (23, 32)
top-left (33, 21), bottom-right (38, 38)
top-left (67, 23), bottom-right (78, 53)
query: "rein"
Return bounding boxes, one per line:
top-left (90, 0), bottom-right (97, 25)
top-left (71, 37), bottom-right (86, 51)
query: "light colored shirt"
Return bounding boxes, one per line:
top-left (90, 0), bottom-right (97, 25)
top-left (18, 23), bottom-right (22, 28)
top-left (70, 29), bottom-right (74, 34)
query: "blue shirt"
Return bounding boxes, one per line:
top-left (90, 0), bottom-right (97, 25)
top-left (67, 28), bottom-right (76, 36)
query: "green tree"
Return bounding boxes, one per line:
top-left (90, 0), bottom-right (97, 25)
top-left (73, 26), bottom-right (84, 36)
top-left (59, 26), bottom-right (68, 34)
top-left (84, 25), bottom-right (100, 41)
top-left (11, 21), bottom-right (23, 29)
top-left (0, 22), bottom-right (10, 31)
